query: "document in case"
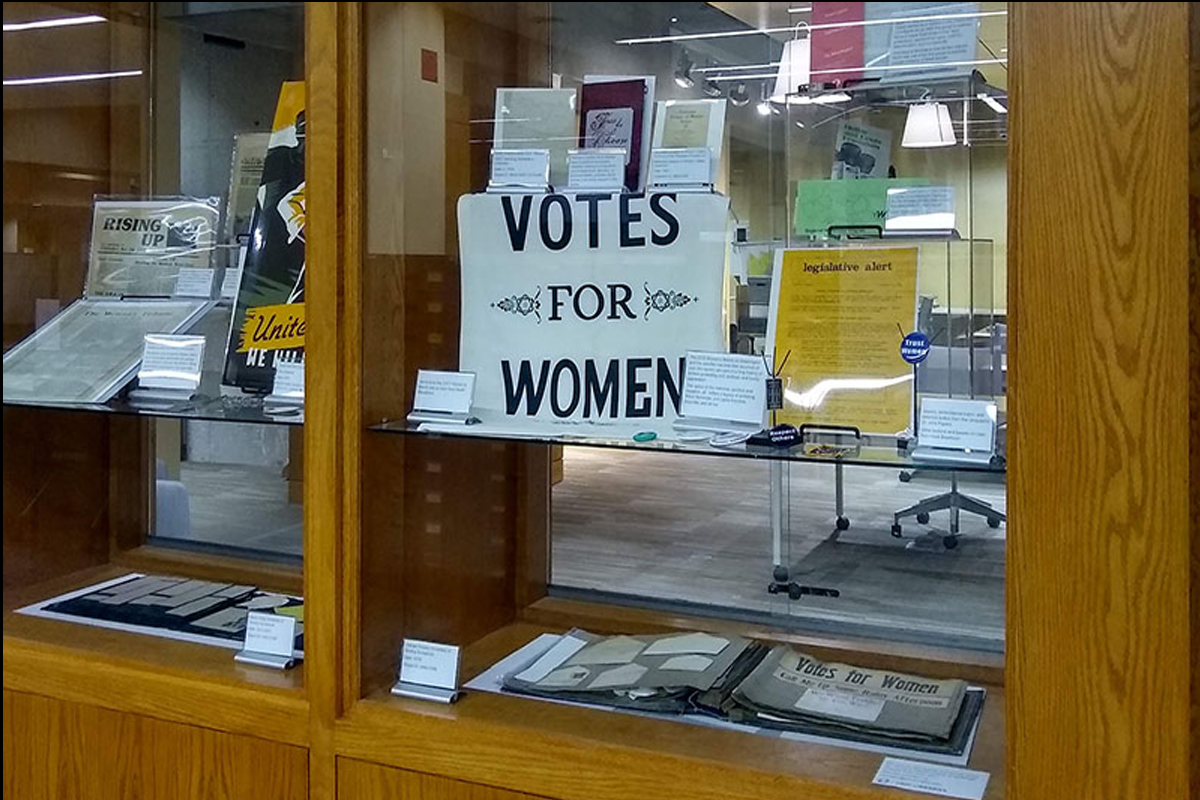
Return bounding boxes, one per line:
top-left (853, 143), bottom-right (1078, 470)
top-left (17, 573), bottom-right (304, 657)
top-left (225, 132), bottom-right (272, 242)
top-left (224, 81), bottom-right (307, 393)
top-left (2, 298), bottom-right (210, 404)
top-left (730, 646), bottom-right (968, 741)
top-left (87, 198), bottom-right (220, 298)
top-left (651, 98), bottom-right (727, 179)
top-left (579, 75), bottom-right (655, 192)
top-left (493, 88), bottom-right (577, 188)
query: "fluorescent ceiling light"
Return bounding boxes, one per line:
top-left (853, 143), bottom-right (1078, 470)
top-left (976, 93), bottom-right (1008, 114)
top-left (3, 14), bottom-right (105, 32)
top-left (707, 57), bottom-right (1006, 82)
top-left (787, 6), bottom-right (813, 12)
top-left (616, 10), bottom-right (1006, 45)
top-left (3, 69), bottom-right (143, 87)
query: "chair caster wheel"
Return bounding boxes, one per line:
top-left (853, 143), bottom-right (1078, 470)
top-left (835, 516), bottom-right (850, 531)
top-left (788, 584), bottom-right (803, 601)
top-left (916, 512), bottom-right (931, 525)
top-left (987, 516), bottom-right (1002, 529)
top-left (943, 535), bottom-right (959, 549)
top-left (898, 471), bottom-right (913, 483)
top-left (773, 565), bottom-right (789, 583)
top-left (891, 523), bottom-right (903, 538)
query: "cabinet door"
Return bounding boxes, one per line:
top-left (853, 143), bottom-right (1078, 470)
top-left (3, 691), bottom-right (308, 800)
top-left (339, 758), bottom-right (547, 800)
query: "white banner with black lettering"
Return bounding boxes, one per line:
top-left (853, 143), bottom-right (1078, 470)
top-left (458, 191), bottom-right (729, 434)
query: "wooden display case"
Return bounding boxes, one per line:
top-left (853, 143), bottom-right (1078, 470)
top-left (3, 4), bottom-right (1197, 800)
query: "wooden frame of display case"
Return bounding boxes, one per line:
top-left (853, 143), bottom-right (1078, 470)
top-left (312, 3), bottom-right (1198, 800)
top-left (4, 3), bottom-right (1197, 800)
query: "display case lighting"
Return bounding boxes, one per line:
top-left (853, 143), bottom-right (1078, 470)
top-left (616, 10), bottom-right (1005, 45)
top-left (3, 69), bottom-right (142, 87)
top-left (3, 14), bottom-right (105, 32)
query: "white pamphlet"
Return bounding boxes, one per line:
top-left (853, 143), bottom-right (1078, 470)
top-left (872, 757), bottom-right (990, 799)
top-left (138, 334), bottom-right (206, 392)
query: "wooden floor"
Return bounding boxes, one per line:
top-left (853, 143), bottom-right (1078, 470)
top-left (551, 447), bottom-right (1007, 651)
top-left (162, 463), bottom-right (303, 556)
top-left (160, 448), bottom-right (1006, 650)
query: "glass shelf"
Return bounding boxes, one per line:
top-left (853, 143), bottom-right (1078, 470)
top-left (368, 417), bottom-right (1005, 473)
top-left (3, 395), bottom-right (303, 427)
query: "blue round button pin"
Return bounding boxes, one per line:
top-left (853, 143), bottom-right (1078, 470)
top-left (900, 331), bottom-right (931, 364)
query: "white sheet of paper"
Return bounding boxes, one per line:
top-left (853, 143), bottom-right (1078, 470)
top-left (589, 662), bottom-right (647, 689)
top-left (399, 639), bottom-right (461, 691)
top-left (918, 398), bottom-right (996, 452)
top-left (413, 369), bottom-right (475, 414)
top-left (886, 186), bottom-right (956, 231)
top-left (795, 687), bottom-right (886, 722)
top-left (649, 147), bottom-right (711, 187)
top-left (513, 634), bottom-right (588, 683)
top-left (659, 654), bottom-right (713, 672)
top-left (490, 149), bottom-right (551, 188)
top-left (568, 635), bottom-right (645, 665)
top-left (173, 267), bottom-right (215, 298)
top-left (138, 334), bottom-right (205, 391)
top-left (242, 611), bottom-right (296, 658)
top-left (220, 259), bottom-right (243, 300)
top-left (680, 352), bottom-right (768, 426)
top-left (872, 757), bottom-right (990, 800)
top-left (641, 632), bottom-right (730, 656)
top-left (272, 360), bottom-right (305, 399)
top-left (567, 149), bottom-right (626, 190)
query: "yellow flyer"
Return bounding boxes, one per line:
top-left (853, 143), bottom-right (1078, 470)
top-left (768, 247), bottom-right (918, 434)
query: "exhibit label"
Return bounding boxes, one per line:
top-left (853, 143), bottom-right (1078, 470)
top-left (872, 758), bottom-right (990, 800)
top-left (242, 611), bottom-right (297, 659)
top-left (680, 351), bottom-right (768, 425)
top-left (458, 192), bottom-right (728, 431)
top-left (138, 334), bottom-right (206, 392)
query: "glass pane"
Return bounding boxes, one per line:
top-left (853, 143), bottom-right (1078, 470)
top-left (360, 2), bottom-right (1009, 763)
top-left (3, 2), bottom-right (307, 576)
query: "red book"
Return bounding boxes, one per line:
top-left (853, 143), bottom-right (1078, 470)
top-left (578, 78), bottom-right (648, 192)
top-left (811, 1), bottom-right (865, 86)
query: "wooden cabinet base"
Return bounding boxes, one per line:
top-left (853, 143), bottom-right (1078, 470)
top-left (2, 691), bottom-right (308, 800)
top-left (339, 759), bottom-right (543, 800)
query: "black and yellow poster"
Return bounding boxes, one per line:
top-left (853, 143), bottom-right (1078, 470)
top-left (767, 247), bottom-right (918, 435)
top-left (223, 81), bottom-right (306, 392)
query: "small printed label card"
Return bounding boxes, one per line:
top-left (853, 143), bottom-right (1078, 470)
top-left (408, 369), bottom-right (475, 424)
top-left (872, 757), bottom-right (990, 800)
top-left (567, 148), bottom-right (626, 191)
top-left (138, 334), bottom-right (206, 393)
top-left (392, 639), bottom-right (461, 704)
top-left (649, 147), bottom-right (712, 189)
top-left (234, 611), bottom-right (298, 670)
top-left (489, 148), bottom-right (551, 191)
top-left (270, 359), bottom-right (306, 402)
top-left (173, 267), bottom-right (216, 298)
top-left (680, 351), bottom-right (768, 427)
